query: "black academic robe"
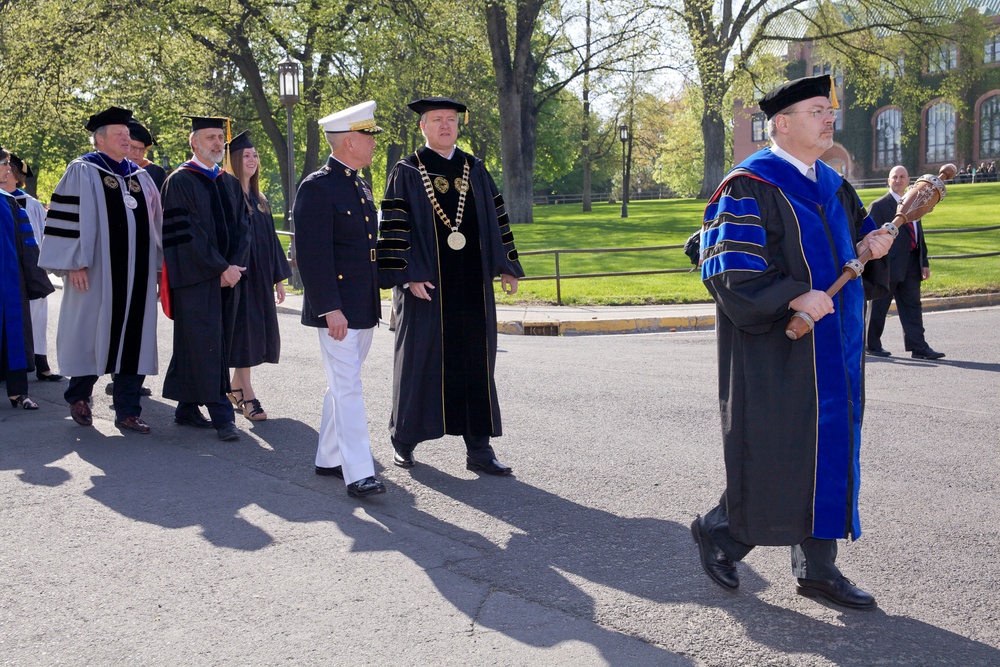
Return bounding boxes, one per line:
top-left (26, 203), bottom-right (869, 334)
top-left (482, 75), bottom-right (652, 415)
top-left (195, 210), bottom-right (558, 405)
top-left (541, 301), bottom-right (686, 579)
top-left (143, 162), bottom-right (168, 193)
top-left (700, 148), bottom-right (888, 546)
top-left (160, 166), bottom-right (248, 403)
top-left (377, 146), bottom-right (523, 445)
top-left (230, 192), bottom-right (291, 367)
top-left (1, 191), bottom-right (52, 375)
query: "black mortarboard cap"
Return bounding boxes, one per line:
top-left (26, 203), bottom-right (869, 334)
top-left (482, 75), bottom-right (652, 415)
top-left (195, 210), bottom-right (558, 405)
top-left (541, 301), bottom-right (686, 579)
top-left (8, 154), bottom-right (33, 179)
top-left (407, 97), bottom-right (468, 115)
top-left (85, 106), bottom-right (134, 132)
top-left (758, 75), bottom-right (838, 120)
top-left (227, 130), bottom-right (253, 153)
top-left (128, 120), bottom-right (156, 147)
top-left (183, 115), bottom-right (229, 131)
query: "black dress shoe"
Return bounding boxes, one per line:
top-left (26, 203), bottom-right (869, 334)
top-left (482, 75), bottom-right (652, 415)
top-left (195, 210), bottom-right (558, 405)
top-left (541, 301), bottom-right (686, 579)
top-left (690, 517), bottom-right (739, 590)
top-left (393, 450), bottom-right (415, 468)
top-left (36, 372), bottom-right (65, 381)
top-left (466, 457), bottom-right (513, 476)
top-left (216, 422), bottom-right (241, 441)
top-left (315, 465), bottom-right (344, 479)
top-left (796, 576), bottom-right (877, 610)
top-left (911, 347), bottom-right (945, 360)
top-left (866, 346), bottom-right (891, 357)
top-left (174, 411), bottom-right (214, 429)
top-left (347, 476), bottom-right (386, 498)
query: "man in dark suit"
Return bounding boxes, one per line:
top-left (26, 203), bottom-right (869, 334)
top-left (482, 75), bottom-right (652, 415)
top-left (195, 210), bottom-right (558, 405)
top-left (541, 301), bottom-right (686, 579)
top-left (293, 101), bottom-right (385, 499)
top-left (866, 165), bottom-right (945, 360)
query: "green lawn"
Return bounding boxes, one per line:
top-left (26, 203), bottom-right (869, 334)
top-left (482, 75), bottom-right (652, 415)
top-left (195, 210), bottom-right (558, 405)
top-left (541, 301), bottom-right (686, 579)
top-left (275, 184), bottom-right (1000, 306)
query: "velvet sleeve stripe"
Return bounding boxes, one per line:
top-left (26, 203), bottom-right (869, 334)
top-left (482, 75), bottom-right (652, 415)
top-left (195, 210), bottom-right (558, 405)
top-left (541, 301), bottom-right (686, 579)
top-left (162, 234), bottom-right (193, 248)
top-left (702, 222), bottom-right (766, 250)
top-left (162, 220), bottom-right (190, 235)
top-left (377, 256), bottom-right (408, 270)
top-left (163, 207), bottom-right (189, 220)
top-left (378, 238), bottom-right (410, 251)
top-left (701, 251), bottom-right (768, 280)
top-left (46, 209), bottom-right (79, 223)
top-left (703, 194), bottom-right (761, 225)
top-left (379, 217), bottom-right (410, 233)
top-left (50, 193), bottom-right (80, 205)
top-left (18, 222), bottom-right (34, 234)
top-left (43, 226), bottom-right (80, 239)
top-left (380, 198), bottom-right (410, 214)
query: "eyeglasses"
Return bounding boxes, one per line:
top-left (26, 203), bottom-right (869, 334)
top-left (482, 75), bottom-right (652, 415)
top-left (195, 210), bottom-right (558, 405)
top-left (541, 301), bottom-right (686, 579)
top-left (0, 159), bottom-right (8, 166)
top-left (782, 108), bottom-right (839, 120)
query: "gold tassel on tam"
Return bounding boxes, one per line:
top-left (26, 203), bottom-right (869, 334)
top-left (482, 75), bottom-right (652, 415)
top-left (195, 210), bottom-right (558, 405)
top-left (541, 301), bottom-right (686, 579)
top-left (222, 118), bottom-right (233, 173)
top-left (829, 75), bottom-right (839, 109)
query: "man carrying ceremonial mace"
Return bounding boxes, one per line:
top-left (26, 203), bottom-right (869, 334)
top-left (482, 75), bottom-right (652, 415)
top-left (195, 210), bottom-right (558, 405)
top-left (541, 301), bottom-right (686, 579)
top-left (692, 75), bottom-right (893, 610)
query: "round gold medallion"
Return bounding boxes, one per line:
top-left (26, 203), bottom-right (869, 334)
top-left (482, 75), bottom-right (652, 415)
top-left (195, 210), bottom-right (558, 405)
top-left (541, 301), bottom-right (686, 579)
top-left (433, 176), bottom-right (449, 194)
top-left (455, 178), bottom-right (467, 193)
top-left (103, 175), bottom-right (119, 189)
top-left (128, 179), bottom-right (141, 193)
top-left (447, 231), bottom-right (466, 250)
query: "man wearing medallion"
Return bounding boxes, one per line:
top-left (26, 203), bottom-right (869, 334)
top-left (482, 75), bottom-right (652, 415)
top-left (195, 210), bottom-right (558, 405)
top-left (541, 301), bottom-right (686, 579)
top-left (377, 97), bottom-right (524, 476)
top-left (38, 106), bottom-right (163, 433)
top-left (160, 115), bottom-right (248, 442)
top-left (294, 100), bottom-right (385, 499)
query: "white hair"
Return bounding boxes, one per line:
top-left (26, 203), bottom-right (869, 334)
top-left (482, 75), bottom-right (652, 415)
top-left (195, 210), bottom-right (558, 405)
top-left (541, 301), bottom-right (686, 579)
top-left (88, 125), bottom-right (110, 147)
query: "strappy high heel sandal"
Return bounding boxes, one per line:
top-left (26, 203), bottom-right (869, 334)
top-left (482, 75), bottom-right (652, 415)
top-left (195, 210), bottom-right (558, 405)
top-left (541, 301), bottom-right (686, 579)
top-left (227, 388), bottom-right (244, 409)
top-left (9, 395), bottom-right (39, 410)
top-left (242, 398), bottom-right (267, 421)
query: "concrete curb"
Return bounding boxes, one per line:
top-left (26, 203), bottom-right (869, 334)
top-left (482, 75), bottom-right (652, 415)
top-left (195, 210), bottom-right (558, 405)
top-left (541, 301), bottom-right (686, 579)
top-left (275, 292), bottom-right (1000, 336)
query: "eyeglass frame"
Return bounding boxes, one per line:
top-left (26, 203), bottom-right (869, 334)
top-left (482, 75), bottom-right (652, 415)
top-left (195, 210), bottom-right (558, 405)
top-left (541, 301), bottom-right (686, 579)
top-left (780, 107), bottom-right (840, 120)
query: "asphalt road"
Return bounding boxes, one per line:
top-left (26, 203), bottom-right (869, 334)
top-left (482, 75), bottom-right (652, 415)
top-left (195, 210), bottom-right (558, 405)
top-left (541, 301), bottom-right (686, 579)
top-left (2, 293), bottom-right (998, 666)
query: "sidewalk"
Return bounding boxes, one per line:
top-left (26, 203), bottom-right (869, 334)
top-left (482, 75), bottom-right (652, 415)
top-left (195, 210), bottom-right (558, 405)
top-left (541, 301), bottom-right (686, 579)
top-left (276, 291), bottom-right (1000, 335)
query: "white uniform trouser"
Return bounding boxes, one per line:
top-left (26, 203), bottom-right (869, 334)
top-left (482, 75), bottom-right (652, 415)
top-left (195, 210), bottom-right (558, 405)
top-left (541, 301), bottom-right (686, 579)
top-left (316, 327), bottom-right (375, 485)
top-left (30, 298), bottom-right (47, 354)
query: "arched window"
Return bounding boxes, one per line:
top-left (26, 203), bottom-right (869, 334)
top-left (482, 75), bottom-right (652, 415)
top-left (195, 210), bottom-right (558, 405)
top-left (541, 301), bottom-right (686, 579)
top-left (926, 102), bottom-right (956, 163)
top-left (875, 109), bottom-right (902, 169)
top-left (980, 95), bottom-right (1000, 158)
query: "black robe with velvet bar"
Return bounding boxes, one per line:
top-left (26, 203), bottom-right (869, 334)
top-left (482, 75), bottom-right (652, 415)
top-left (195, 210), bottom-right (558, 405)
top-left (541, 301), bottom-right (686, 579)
top-left (377, 146), bottom-right (523, 445)
top-left (160, 167), bottom-right (248, 403)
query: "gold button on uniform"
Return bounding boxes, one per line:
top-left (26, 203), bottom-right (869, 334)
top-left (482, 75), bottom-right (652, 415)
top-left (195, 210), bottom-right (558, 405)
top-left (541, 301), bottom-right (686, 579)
top-left (338, 274), bottom-right (343, 279)
top-left (346, 210), bottom-right (351, 215)
top-left (368, 233), bottom-right (372, 239)
top-left (365, 216), bottom-right (369, 221)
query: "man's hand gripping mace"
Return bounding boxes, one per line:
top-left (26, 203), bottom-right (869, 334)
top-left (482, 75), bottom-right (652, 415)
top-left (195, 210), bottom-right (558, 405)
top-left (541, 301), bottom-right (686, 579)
top-left (785, 163), bottom-right (957, 341)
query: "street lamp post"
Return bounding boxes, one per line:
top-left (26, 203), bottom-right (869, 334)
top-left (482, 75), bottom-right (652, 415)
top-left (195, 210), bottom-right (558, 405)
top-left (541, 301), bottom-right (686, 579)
top-left (619, 123), bottom-right (629, 218)
top-left (278, 55), bottom-right (301, 288)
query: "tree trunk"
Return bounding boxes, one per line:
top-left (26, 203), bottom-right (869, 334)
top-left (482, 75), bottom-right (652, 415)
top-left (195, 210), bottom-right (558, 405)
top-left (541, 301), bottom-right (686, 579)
top-left (698, 104), bottom-right (727, 199)
top-left (582, 0), bottom-right (592, 212)
top-left (483, 0), bottom-right (544, 224)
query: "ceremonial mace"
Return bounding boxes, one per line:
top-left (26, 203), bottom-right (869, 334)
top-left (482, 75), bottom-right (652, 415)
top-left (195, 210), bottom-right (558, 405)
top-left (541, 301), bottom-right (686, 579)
top-left (785, 163), bottom-right (957, 341)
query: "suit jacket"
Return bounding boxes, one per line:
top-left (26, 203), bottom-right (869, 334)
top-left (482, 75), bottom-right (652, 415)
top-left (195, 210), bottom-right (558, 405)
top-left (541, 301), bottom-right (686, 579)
top-left (868, 191), bottom-right (928, 282)
top-left (293, 156), bottom-right (380, 330)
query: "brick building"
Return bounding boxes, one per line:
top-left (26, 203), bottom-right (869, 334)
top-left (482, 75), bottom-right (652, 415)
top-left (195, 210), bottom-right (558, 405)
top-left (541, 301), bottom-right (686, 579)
top-left (733, 5), bottom-right (1000, 182)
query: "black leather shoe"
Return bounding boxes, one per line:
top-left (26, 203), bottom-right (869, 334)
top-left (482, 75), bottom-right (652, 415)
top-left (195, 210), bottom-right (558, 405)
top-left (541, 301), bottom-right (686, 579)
top-left (796, 576), bottom-right (877, 610)
top-left (393, 450), bottom-right (415, 468)
top-left (36, 371), bottom-right (65, 381)
top-left (911, 347), bottom-right (945, 360)
top-left (866, 346), bottom-right (891, 357)
top-left (216, 422), bottom-right (241, 441)
top-left (174, 411), bottom-right (214, 429)
top-left (347, 476), bottom-right (386, 498)
top-left (466, 457), bottom-right (513, 476)
top-left (315, 465), bottom-right (344, 479)
top-left (690, 517), bottom-right (739, 590)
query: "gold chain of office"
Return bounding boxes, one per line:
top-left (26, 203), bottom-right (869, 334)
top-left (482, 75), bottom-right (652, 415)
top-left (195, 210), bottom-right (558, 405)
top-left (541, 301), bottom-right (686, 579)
top-left (416, 156), bottom-right (470, 250)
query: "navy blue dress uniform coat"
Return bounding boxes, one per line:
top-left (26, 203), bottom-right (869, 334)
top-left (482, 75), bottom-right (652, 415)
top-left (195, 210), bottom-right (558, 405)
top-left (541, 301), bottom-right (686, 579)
top-left (293, 156), bottom-right (380, 329)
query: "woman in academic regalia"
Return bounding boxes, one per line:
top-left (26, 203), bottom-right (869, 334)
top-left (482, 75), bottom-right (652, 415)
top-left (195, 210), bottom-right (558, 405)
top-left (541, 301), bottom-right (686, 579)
top-left (225, 131), bottom-right (291, 420)
top-left (0, 148), bottom-right (52, 410)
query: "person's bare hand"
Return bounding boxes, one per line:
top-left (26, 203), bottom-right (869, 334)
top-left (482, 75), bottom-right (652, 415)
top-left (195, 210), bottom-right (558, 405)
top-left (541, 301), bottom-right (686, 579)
top-left (500, 273), bottom-right (518, 294)
top-left (789, 289), bottom-right (834, 323)
top-left (220, 265), bottom-right (246, 288)
top-left (68, 268), bottom-right (89, 292)
top-left (325, 310), bottom-right (348, 341)
top-left (858, 228), bottom-right (893, 260)
top-left (275, 282), bottom-right (286, 304)
top-left (408, 281), bottom-right (435, 300)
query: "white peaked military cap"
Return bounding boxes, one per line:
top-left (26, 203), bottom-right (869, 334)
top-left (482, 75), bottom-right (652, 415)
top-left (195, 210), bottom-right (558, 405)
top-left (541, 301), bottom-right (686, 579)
top-left (318, 100), bottom-right (384, 134)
